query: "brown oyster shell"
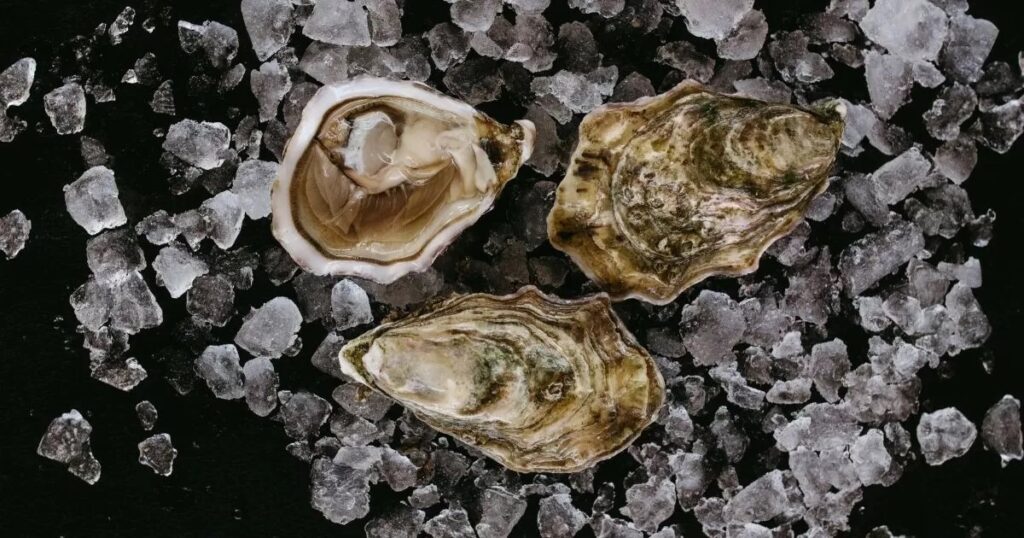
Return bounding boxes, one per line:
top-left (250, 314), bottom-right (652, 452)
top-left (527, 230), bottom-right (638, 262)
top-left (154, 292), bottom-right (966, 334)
top-left (548, 80), bottom-right (845, 304)
top-left (338, 286), bottom-right (665, 473)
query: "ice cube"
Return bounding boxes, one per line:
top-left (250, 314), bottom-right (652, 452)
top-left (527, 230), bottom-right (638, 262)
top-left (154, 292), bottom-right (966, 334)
top-left (732, 78), bottom-right (792, 104)
top-left (538, 493), bottom-right (587, 538)
top-left (235, 297), bottom-right (302, 358)
top-left (148, 79), bottom-right (176, 116)
top-left (64, 166), bottom-right (127, 236)
top-left (332, 383), bottom-right (392, 421)
top-left (241, 0), bottom-right (295, 61)
top-left (0, 110), bottom-right (26, 142)
top-left (567, 0), bottom-right (625, 17)
top-left (838, 220), bottom-right (925, 296)
top-left (860, 0), bottom-right (948, 62)
top-left (621, 478), bottom-right (675, 532)
top-left (556, 22), bottom-right (600, 73)
top-left (135, 400), bottom-right (158, 431)
top-left (940, 14), bottom-right (998, 84)
top-left (250, 60), bottom-right (292, 123)
top-left (475, 487), bottom-right (527, 538)
top-left (981, 395), bottom-right (1023, 466)
top-left (178, 20), bottom-right (239, 69)
top-left (676, 0), bottom-right (753, 40)
top-left (945, 282), bottom-right (990, 353)
top-left (717, 9), bottom-right (768, 60)
top-left (37, 409), bottom-right (102, 484)
top-left (365, 505), bottom-right (426, 537)
top-left (679, 290), bottom-right (747, 366)
top-left (936, 257), bottom-right (981, 288)
top-left (380, 446), bottom-right (417, 491)
top-left (199, 191), bottom-right (245, 249)
top-left (769, 31), bottom-right (834, 84)
top-left (310, 456), bottom-right (373, 524)
top-left (975, 99), bottom-right (1024, 154)
top-left (85, 228), bottom-right (145, 282)
top-left (90, 356), bottom-right (148, 391)
top-left (357, 267), bottom-right (445, 308)
top-left (195, 344), bottom-right (245, 399)
top-left (709, 364), bottom-right (765, 410)
top-left (243, 357), bottom-right (279, 416)
top-left (850, 429), bottom-right (891, 486)
top-left (229, 160), bottom-right (278, 220)
top-left (426, 23), bottom-right (471, 71)
top-left (0, 57), bottom-right (35, 109)
top-left (923, 83), bottom-right (977, 141)
top-left (163, 120), bottom-right (231, 170)
top-left (450, 0), bottom-right (502, 32)
top-left (531, 66), bottom-right (618, 116)
top-left (153, 243), bottom-right (209, 298)
top-left (610, 72), bottom-right (655, 103)
top-left (186, 274), bottom-right (235, 326)
top-left (311, 332), bottom-right (348, 380)
top-left (43, 82), bottom-right (87, 135)
top-left (766, 378), bottom-right (813, 405)
top-left (916, 407), bottom-right (976, 465)
top-left (138, 433), bottom-right (177, 476)
top-left (304, 0), bottom-right (371, 46)
top-left (443, 58), bottom-right (504, 105)
top-left (863, 51), bottom-right (914, 120)
top-left (656, 42), bottom-right (715, 83)
top-left (722, 470), bottom-right (798, 524)
top-left (79, 136), bottom-right (109, 168)
top-left (108, 6), bottom-right (136, 45)
top-left (933, 136), bottom-right (977, 184)
top-left (0, 209), bottom-right (31, 259)
top-left (409, 484), bottom-right (442, 509)
top-left (516, 108), bottom-right (559, 177)
top-left (280, 390), bottom-right (332, 439)
top-left (774, 403), bottom-right (861, 452)
top-left (70, 271), bottom-right (164, 334)
top-left (366, 0), bottom-right (402, 46)
top-left (424, 505), bottom-right (475, 538)
top-left (871, 147), bottom-right (933, 205)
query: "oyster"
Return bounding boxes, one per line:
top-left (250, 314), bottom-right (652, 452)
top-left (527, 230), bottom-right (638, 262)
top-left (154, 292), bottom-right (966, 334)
top-left (338, 286), bottom-right (665, 473)
top-left (548, 80), bottom-right (845, 304)
top-left (272, 77), bottom-right (535, 283)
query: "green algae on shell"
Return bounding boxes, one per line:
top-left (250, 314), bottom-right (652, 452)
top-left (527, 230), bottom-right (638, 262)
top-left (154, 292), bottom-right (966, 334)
top-left (548, 80), bottom-right (846, 304)
top-left (338, 286), bottom-right (665, 473)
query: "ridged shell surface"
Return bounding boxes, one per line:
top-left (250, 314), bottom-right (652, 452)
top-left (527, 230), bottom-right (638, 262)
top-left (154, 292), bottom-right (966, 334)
top-left (548, 80), bottom-right (845, 304)
top-left (338, 286), bottom-right (665, 473)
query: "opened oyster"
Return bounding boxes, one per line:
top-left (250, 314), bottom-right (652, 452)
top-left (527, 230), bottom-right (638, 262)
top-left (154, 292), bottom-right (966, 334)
top-left (272, 78), bottom-right (535, 283)
top-left (548, 80), bottom-right (845, 304)
top-left (338, 286), bottom-right (665, 473)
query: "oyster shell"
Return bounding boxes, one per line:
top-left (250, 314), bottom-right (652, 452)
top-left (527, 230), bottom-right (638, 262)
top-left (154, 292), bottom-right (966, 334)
top-left (338, 286), bottom-right (665, 473)
top-left (548, 80), bottom-right (845, 304)
top-left (272, 77), bottom-right (535, 283)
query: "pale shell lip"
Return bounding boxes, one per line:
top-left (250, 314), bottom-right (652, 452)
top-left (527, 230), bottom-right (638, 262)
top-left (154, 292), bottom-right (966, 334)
top-left (271, 76), bottom-right (536, 284)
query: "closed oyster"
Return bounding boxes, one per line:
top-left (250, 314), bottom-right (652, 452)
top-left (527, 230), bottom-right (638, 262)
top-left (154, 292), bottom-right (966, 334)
top-left (272, 78), bottom-right (535, 283)
top-left (338, 286), bottom-right (665, 473)
top-left (548, 80), bottom-right (845, 304)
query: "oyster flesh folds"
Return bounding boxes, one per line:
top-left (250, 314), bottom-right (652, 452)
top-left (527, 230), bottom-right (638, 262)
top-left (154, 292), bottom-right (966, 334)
top-left (338, 286), bottom-right (665, 473)
top-left (548, 80), bottom-right (846, 304)
top-left (272, 77), bottom-right (536, 283)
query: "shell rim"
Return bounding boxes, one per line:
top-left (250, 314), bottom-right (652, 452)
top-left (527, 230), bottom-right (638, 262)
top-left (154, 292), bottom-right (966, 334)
top-left (271, 76), bottom-right (535, 284)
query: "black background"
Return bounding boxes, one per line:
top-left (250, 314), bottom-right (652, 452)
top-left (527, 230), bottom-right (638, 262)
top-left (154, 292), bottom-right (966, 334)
top-left (0, 0), bottom-right (1022, 536)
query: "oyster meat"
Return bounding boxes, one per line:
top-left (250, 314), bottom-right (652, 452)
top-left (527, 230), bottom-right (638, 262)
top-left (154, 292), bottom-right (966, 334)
top-left (548, 80), bottom-right (845, 304)
top-left (272, 77), bottom-right (535, 283)
top-left (338, 286), bottom-right (665, 473)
